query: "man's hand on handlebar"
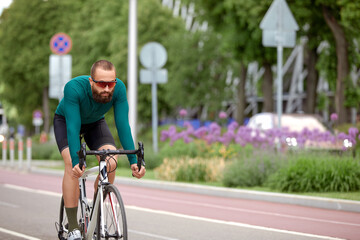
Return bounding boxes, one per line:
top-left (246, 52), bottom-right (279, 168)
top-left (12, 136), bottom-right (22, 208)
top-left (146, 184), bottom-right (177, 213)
top-left (72, 163), bottom-right (85, 179)
top-left (131, 163), bottom-right (146, 179)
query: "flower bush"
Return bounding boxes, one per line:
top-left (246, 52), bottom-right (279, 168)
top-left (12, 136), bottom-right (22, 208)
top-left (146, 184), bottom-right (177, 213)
top-left (161, 112), bottom-right (360, 151)
top-left (161, 120), bottom-right (359, 151)
top-left (154, 157), bottom-right (225, 182)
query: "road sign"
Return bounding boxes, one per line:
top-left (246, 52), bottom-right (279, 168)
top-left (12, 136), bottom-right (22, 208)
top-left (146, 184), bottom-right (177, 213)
top-left (32, 110), bottom-right (43, 134)
top-left (140, 42), bottom-right (167, 69)
top-left (260, 0), bottom-right (299, 48)
top-left (33, 110), bottom-right (42, 119)
top-left (140, 69), bottom-right (168, 84)
top-left (49, 54), bottom-right (72, 100)
top-left (50, 33), bottom-right (72, 55)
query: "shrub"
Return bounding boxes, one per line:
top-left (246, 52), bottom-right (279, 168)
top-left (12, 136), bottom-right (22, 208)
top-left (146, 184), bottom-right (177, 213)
top-left (222, 151), bottom-right (285, 187)
top-left (159, 139), bottom-right (253, 160)
top-left (141, 149), bottom-right (163, 169)
top-left (32, 141), bottom-right (60, 160)
top-left (266, 154), bottom-right (360, 192)
top-left (154, 157), bottom-right (225, 182)
top-left (159, 140), bottom-right (200, 159)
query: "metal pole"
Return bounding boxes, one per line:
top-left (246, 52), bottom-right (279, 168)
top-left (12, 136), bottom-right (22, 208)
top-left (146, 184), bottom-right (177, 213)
top-left (151, 80), bottom-right (158, 153)
top-left (27, 137), bottom-right (32, 170)
top-left (18, 138), bottom-right (23, 169)
top-left (2, 139), bottom-right (6, 165)
top-left (128, 0), bottom-right (138, 144)
top-left (9, 138), bottom-right (14, 166)
top-left (277, 44), bottom-right (283, 130)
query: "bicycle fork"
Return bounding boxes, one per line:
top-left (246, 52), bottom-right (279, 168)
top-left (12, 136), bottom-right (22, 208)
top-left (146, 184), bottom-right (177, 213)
top-left (97, 159), bottom-right (122, 238)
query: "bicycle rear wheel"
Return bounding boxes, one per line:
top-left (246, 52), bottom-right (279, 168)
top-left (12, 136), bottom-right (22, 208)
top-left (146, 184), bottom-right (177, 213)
top-left (97, 184), bottom-right (127, 240)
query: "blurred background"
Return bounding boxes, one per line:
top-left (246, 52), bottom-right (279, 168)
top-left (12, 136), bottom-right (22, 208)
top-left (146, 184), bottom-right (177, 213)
top-left (0, 0), bottom-right (360, 194)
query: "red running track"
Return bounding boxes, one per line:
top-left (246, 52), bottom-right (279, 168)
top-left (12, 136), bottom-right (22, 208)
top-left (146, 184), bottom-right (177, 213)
top-left (0, 168), bottom-right (359, 239)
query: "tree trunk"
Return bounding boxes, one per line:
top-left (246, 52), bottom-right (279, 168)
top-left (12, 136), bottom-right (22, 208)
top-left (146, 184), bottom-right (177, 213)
top-left (262, 62), bottom-right (273, 112)
top-left (305, 46), bottom-right (319, 114)
top-left (322, 6), bottom-right (349, 124)
top-left (42, 87), bottom-right (50, 133)
top-left (235, 63), bottom-right (247, 125)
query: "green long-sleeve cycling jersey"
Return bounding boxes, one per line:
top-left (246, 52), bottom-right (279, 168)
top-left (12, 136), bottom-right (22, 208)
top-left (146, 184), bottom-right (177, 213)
top-left (55, 75), bottom-right (136, 167)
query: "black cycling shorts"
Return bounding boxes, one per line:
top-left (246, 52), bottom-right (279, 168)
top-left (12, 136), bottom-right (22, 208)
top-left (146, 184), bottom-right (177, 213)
top-left (53, 114), bottom-right (116, 153)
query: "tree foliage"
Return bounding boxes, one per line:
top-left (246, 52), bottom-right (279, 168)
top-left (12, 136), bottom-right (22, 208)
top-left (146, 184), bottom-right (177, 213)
top-left (0, 0), bottom-right (359, 134)
top-left (0, 0), bottom-right (81, 129)
top-left (0, 0), bottom-right (230, 132)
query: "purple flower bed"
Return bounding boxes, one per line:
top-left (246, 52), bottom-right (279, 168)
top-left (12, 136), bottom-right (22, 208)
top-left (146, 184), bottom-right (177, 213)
top-left (162, 110), bottom-right (359, 151)
top-left (161, 120), bottom-right (359, 151)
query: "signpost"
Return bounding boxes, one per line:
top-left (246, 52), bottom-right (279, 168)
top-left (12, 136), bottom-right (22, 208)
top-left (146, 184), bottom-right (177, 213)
top-left (49, 33), bottom-right (72, 101)
top-left (32, 110), bottom-right (43, 135)
top-left (140, 42), bottom-right (168, 153)
top-left (260, 0), bottom-right (299, 132)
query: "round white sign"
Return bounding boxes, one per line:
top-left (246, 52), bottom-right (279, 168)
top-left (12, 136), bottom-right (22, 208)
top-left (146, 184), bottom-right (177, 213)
top-left (140, 42), bottom-right (167, 69)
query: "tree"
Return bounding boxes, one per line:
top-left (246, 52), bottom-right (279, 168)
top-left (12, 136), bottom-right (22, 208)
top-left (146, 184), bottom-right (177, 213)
top-left (317, 0), bottom-right (360, 123)
top-left (193, 0), bottom-right (277, 124)
top-left (0, 0), bottom-right (81, 133)
top-left (287, 0), bottom-right (327, 114)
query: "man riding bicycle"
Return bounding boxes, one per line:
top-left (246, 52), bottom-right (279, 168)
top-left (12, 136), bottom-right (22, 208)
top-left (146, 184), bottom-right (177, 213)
top-left (53, 60), bottom-right (146, 240)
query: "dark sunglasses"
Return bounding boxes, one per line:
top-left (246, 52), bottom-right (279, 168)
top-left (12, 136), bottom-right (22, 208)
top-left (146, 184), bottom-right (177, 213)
top-left (92, 78), bottom-right (117, 88)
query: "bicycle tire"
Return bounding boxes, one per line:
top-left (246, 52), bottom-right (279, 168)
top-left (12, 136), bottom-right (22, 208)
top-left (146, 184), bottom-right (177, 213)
top-left (96, 184), bottom-right (127, 240)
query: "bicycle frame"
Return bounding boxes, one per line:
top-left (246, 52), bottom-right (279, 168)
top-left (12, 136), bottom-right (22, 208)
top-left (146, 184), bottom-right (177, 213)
top-left (70, 141), bottom-right (144, 240)
top-left (78, 157), bottom-right (120, 239)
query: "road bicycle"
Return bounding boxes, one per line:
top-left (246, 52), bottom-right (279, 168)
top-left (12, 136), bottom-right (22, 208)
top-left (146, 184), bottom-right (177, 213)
top-left (56, 141), bottom-right (145, 240)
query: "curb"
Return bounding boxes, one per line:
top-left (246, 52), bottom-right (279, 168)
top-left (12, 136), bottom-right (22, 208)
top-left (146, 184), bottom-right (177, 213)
top-left (31, 167), bottom-right (360, 213)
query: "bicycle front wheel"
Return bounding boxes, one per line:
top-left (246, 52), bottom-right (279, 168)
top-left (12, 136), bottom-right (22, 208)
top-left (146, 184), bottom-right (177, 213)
top-left (97, 184), bottom-right (127, 240)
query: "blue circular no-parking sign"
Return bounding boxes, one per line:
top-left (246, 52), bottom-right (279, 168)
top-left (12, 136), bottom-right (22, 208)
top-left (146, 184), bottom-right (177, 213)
top-left (50, 32), bottom-right (72, 55)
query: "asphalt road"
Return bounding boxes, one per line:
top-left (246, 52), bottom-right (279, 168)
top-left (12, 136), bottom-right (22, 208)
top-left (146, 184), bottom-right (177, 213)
top-left (0, 168), bottom-right (359, 240)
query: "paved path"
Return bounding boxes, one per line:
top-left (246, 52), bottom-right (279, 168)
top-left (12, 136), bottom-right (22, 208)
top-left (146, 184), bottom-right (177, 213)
top-left (0, 168), bottom-right (359, 239)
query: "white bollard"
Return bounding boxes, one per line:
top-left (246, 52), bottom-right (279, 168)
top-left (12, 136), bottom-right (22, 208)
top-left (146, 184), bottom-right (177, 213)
top-left (9, 138), bottom-right (15, 166)
top-left (2, 139), bottom-right (6, 165)
top-left (18, 138), bottom-right (23, 169)
top-left (26, 137), bottom-right (32, 170)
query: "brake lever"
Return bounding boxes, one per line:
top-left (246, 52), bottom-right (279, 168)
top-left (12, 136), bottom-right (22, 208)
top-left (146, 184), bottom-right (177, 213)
top-left (136, 141), bottom-right (145, 172)
top-left (77, 142), bottom-right (87, 169)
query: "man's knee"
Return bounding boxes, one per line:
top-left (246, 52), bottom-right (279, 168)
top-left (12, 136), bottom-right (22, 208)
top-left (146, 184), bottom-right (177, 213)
top-left (61, 147), bottom-right (73, 173)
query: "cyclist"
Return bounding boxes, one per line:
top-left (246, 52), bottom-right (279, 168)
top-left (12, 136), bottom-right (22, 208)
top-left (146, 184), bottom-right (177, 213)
top-left (53, 60), bottom-right (146, 240)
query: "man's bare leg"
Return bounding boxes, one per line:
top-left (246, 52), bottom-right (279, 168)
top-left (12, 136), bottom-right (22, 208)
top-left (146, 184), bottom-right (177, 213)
top-left (61, 147), bottom-right (82, 233)
top-left (62, 147), bottom-right (80, 207)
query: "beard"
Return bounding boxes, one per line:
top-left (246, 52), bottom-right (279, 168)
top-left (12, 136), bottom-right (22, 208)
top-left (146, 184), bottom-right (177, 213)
top-left (92, 87), bottom-right (114, 103)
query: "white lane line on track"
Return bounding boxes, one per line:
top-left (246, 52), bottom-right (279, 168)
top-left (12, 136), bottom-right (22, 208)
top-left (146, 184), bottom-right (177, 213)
top-left (124, 192), bottom-right (360, 227)
top-left (127, 205), bottom-right (345, 240)
top-left (129, 229), bottom-right (179, 240)
top-left (2, 184), bottom-right (347, 240)
top-left (0, 200), bottom-right (19, 208)
top-left (0, 227), bottom-right (41, 240)
top-left (4, 184), bottom-right (62, 198)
